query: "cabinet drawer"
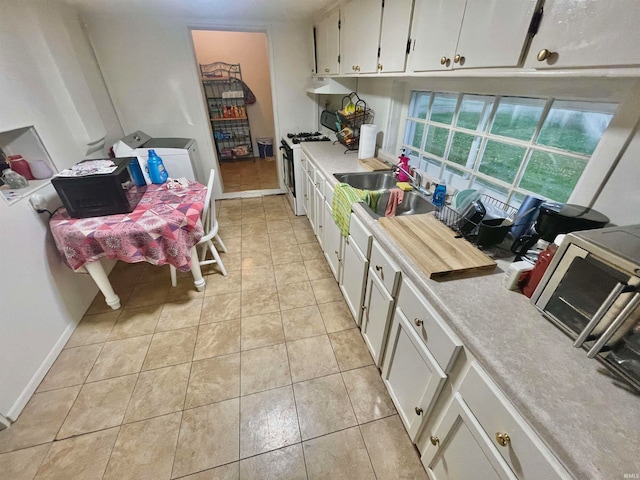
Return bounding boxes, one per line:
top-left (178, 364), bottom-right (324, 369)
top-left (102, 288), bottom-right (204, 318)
top-left (459, 363), bottom-right (569, 480)
top-left (397, 279), bottom-right (462, 373)
top-left (325, 180), bottom-right (334, 206)
top-left (349, 213), bottom-right (372, 258)
top-left (370, 239), bottom-right (401, 296)
top-left (314, 170), bottom-right (326, 198)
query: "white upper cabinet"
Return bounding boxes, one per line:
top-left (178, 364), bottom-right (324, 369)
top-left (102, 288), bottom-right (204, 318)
top-left (526, 0), bottom-right (640, 69)
top-left (340, 0), bottom-right (383, 74)
top-left (407, 0), bottom-right (539, 72)
top-left (378, 0), bottom-right (415, 73)
top-left (315, 9), bottom-right (341, 75)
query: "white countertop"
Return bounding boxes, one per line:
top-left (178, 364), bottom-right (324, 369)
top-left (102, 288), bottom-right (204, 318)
top-left (301, 142), bottom-right (640, 480)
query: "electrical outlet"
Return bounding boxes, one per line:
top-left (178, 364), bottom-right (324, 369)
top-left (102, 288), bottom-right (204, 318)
top-left (29, 194), bottom-right (48, 212)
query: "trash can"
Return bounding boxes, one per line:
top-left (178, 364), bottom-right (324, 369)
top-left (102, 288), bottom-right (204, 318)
top-left (257, 138), bottom-right (273, 158)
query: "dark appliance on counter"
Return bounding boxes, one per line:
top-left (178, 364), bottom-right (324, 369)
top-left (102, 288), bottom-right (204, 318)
top-left (531, 224), bottom-right (640, 391)
top-left (51, 157), bottom-right (146, 218)
top-left (511, 202), bottom-right (610, 256)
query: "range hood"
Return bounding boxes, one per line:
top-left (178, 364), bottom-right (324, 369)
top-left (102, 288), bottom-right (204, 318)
top-left (307, 77), bottom-right (356, 94)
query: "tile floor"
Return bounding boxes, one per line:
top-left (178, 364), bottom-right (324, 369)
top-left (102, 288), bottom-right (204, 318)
top-left (220, 156), bottom-right (279, 192)
top-left (0, 194), bottom-right (429, 480)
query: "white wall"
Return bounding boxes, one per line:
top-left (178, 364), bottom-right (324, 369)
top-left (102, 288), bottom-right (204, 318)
top-left (82, 13), bottom-right (317, 197)
top-left (0, 0), bottom-right (123, 419)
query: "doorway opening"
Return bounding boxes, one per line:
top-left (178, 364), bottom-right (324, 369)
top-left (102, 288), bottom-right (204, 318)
top-left (191, 30), bottom-right (280, 195)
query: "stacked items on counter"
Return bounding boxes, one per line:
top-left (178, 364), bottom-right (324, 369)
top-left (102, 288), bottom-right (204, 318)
top-left (0, 147), bottom-right (53, 189)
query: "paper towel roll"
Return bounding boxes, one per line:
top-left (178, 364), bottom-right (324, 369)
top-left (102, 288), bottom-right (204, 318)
top-left (358, 124), bottom-right (378, 159)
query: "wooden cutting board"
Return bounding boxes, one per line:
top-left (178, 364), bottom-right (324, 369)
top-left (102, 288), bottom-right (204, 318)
top-left (358, 158), bottom-right (391, 171)
top-left (379, 213), bottom-right (496, 278)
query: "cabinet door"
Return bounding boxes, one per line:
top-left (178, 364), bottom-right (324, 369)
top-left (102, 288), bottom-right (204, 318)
top-left (305, 174), bottom-right (316, 232)
top-left (314, 173), bottom-right (325, 243)
top-left (340, 238), bottom-right (369, 325)
top-left (378, 0), bottom-right (414, 73)
top-left (526, 0), bottom-right (640, 69)
top-left (316, 10), bottom-right (341, 75)
top-left (455, 0), bottom-right (538, 69)
top-left (421, 394), bottom-right (515, 480)
top-left (323, 199), bottom-right (343, 282)
top-left (407, 0), bottom-right (465, 72)
top-left (381, 308), bottom-right (447, 441)
top-left (341, 0), bottom-right (383, 74)
top-left (361, 269), bottom-right (395, 366)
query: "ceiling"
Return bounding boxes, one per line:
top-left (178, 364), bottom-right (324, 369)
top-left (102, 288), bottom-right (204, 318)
top-left (68, 0), bottom-right (337, 22)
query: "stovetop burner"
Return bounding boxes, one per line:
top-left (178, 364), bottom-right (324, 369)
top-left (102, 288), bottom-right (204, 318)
top-left (287, 132), bottom-right (331, 144)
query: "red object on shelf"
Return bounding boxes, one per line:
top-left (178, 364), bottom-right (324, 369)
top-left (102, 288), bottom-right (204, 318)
top-left (8, 156), bottom-right (35, 180)
top-left (520, 242), bottom-right (559, 298)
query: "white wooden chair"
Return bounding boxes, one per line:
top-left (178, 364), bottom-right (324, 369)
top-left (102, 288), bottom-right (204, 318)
top-left (170, 169), bottom-right (227, 286)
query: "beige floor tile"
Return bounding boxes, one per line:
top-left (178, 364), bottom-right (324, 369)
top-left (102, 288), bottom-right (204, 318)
top-left (241, 286), bottom-right (279, 317)
top-left (87, 335), bottom-right (152, 382)
top-left (142, 328), bottom-right (197, 371)
top-left (266, 219), bottom-right (292, 234)
top-left (172, 399), bottom-right (240, 478)
top-left (125, 281), bottom-right (170, 308)
top-left (200, 293), bottom-right (241, 324)
top-left (215, 252), bottom-right (242, 272)
top-left (193, 320), bottom-right (241, 360)
top-left (65, 311), bottom-right (119, 348)
top-left (310, 278), bottom-right (344, 304)
top-left (304, 258), bottom-right (333, 281)
top-left (220, 236), bottom-right (242, 255)
top-left (293, 374), bottom-right (357, 441)
top-left (342, 366), bottom-right (397, 424)
top-left (219, 223), bottom-right (242, 239)
top-left (156, 298), bottom-right (204, 331)
top-left (57, 375), bottom-right (137, 439)
top-left (273, 262), bottom-right (309, 287)
top-left (0, 387), bottom-right (80, 453)
top-left (108, 305), bottom-right (162, 340)
top-left (0, 443), bottom-right (50, 480)
top-left (318, 300), bottom-right (357, 333)
top-left (104, 413), bottom-right (181, 480)
top-left (185, 353), bottom-right (240, 409)
top-left (303, 427), bottom-right (375, 480)
top-left (241, 265), bottom-right (276, 291)
top-left (205, 270), bottom-right (242, 296)
top-left (294, 229), bottom-right (316, 244)
top-left (180, 462), bottom-right (239, 480)
top-left (360, 415), bottom-right (429, 479)
top-left (329, 329), bottom-right (374, 371)
top-left (241, 250), bottom-right (273, 269)
top-left (241, 234), bottom-right (269, 251)
top-left (37, 344), bottom-right (102, 392)
top-left (124, 363), bottom-right (190, 423)
top-left (242, 197), bottom-right (264, 208)
top-left (268, 231), bottom-right (299, 247)
top-left (287, 335), bottom-right (339, 383)
top-left (278, 281), bottom-right (317, 311)
top-left (270, 243), bottom-right (302, 264)
top-left (166, 281), bottom-right (206, 303)
top-left (241, 344), bottom-right (291, 396)
top-left (239, 444), bottom-right (306, 480)
top-left (241, 312), bottom-right (284, 350)
top-left (241, 222), bottom-right (268, 237)
top-left (298, 242), bottom-right (324, 260)
top-left (281, 305), bottom-right (326, 342)
top-left (35, 427), bottom-right (118, 480)
top-left (291, 218), bottom-right (312, 232)
top-left (242, 215), bottom-right (267, 227)
top-left (265, 210), bottom-right (290, 222)
top-left (85, 288), bottom-right (132, 316)
top-left (239, 386), bottom-right (300, 459)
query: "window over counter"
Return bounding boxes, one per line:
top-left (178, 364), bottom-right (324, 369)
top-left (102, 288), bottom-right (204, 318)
top-left (402, 91), bottom-right (616, 205)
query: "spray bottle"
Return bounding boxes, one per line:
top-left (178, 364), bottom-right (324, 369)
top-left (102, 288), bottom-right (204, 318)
top-left (397, 150), bottom-right (410, 182)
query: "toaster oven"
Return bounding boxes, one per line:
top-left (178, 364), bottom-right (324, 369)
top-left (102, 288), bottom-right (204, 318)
top-left (51, 157), bottom-right (146, 218)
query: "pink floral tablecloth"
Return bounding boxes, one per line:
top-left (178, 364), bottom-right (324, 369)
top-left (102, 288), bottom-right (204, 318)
top-left (50, 182), bottom-right (206, 272)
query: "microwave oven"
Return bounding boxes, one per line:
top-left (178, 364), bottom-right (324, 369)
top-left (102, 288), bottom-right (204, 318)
top-left (52, 157), bottom-right (146, 218)
top-left (531, 224), bottom-right (640, 391)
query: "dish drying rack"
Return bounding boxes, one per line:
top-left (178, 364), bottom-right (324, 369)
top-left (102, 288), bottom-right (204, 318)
top-left (436, 194), bottom-right (518, 245)
top-left (335, 92), bottom-right (373, 153)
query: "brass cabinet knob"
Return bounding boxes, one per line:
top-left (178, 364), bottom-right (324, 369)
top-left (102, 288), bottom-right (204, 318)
top-left (537, 48), bottom-right (555, 61)
top-left (495, 432), bottom-right (511, 447)
top-left (414, 318), bottom-right (423, 327)
top-left (378, 63), bottom-right (383, 71)
top-left (324, 68), bottom-right (330, 73)
top-left (415, 406), bottom-right (423, 415)
top-left (430, 435), bottom-right (440, 446)
top-left (453, 54), bottom-right (464, 64)
top-left (356, 65), bottom-right (361, 72)
top-left (440, 56), bottom-right (448, 65)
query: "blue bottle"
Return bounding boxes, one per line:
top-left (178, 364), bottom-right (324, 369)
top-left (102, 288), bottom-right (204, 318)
top-left (147, 149), bottom-right (168, 184)
top-left (128, 158), bottom-right (146, 186)
top-left (432, 180), bottom-right (446, 207)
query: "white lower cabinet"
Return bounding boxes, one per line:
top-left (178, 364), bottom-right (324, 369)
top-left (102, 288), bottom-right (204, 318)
top-left (323, 198), bottom-right (343, 282)
top-left (361, 267), bottom-right (394, 365)
top-left (340, 236), bottom-right (368, 324)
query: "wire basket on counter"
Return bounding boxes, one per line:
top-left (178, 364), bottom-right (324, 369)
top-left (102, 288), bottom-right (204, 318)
top-left (335, 92), bottom-right (373, 152)
top-left (436, 194), bottom-right (518, 248)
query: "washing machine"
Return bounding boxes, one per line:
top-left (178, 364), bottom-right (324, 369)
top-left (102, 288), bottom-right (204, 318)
top-left (112, 130), bottom-right (201, 184)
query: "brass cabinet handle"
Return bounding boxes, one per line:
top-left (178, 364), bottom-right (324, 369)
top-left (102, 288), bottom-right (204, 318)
top-left (361, 305), bottom-right (367, 311)
top-left (414, 318), bottom-right (423, 327)
top-left (495, 432), bottom-right (511, 447)
top-left (375, 265), bottom-right (382, 271)
top-left (440, 56), bottom-right (450, 66)
top-left (453, 54), bottom-right (464, 64)
top-left (356, 65), bottom-right (361, 72)
top-left (537, 48), bottom-right (555, 61)
top-left (324, 68), bottom-right (330, 73)
top-left (430, 435), bottom-right (439, 446)
top-left (415, 406), bottom-right (423, 415)
top-left (378, 63), bottom-right (383, 71)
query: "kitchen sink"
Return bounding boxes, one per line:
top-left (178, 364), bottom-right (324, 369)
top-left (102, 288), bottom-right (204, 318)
top-left (334, 171), bottom-right (436, 218)
top-left (333, 171), bottom-right (398, 190)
